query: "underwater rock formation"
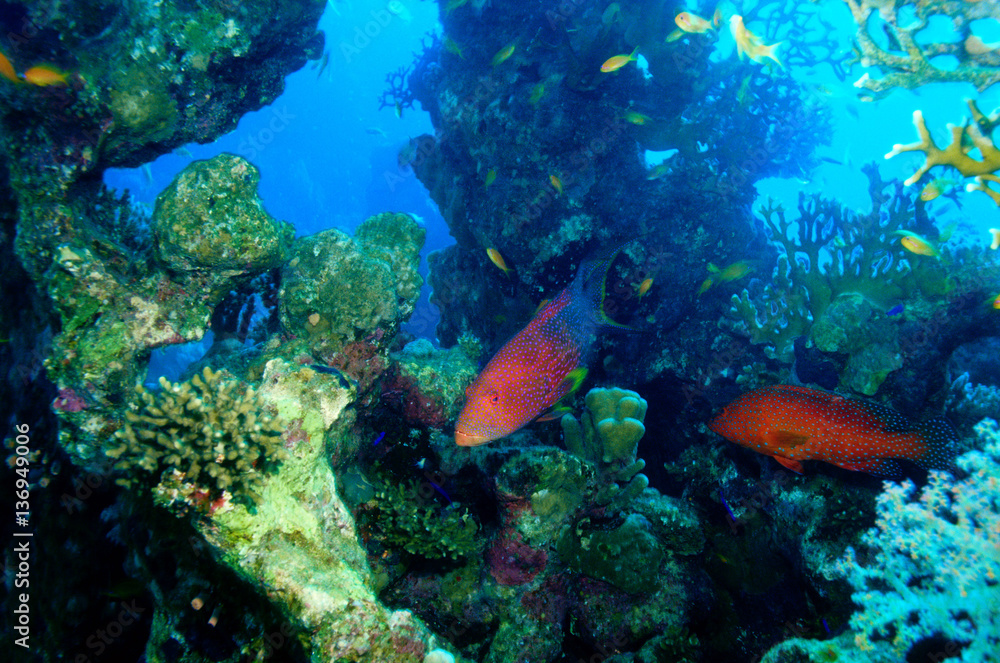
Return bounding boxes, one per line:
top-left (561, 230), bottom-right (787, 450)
top-left (195, 358), bottom-right (454, 662)
top-left (279, 212), bottom-right (425, 362)
top-left (153, 154), bottom-right (294, 296)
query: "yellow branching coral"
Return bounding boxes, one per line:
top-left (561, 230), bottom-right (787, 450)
top-left (886, 99), bottom-right (1000, 203)
top-left (106, 366), bottom-right (286, 514)
top-left (845, 0), bottom-right (1000, 98)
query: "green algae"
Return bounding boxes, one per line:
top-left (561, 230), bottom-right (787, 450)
top-left (556, 513), bottom-right (665, 593)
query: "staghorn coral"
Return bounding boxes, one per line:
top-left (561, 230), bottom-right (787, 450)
top-left (845, 0), bottom-right (1000, 99)
top-left (106, 366), bottom-right (286, 514)
top-left (886, 99), bottom-right (1000, 205)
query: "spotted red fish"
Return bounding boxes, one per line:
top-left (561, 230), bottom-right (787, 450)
top-left (454, 250), bottom-right (622, 446)
top-left (708, 385), bottom-right (956, 474)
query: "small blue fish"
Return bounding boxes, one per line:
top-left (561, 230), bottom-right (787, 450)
top-left (373, 431), bottom-right (386, 446)
top-left (887, 304), bottom-right (904, 317)
top-left (719, 488), bottom-right (737, 523)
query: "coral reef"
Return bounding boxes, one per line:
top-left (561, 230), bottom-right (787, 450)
top-left (105, 367), bottom-right (286, 514)
top-left (845, 0), bottom-right (1000, 98)
top-left (197, 358), bottom-right (455, 662)
top-left (409, 0), bottom-right (826, 359)
top-left (723, 162), bottom-right (1000, 404)
top-left (152, 154), bottom-right (294, 296)
top-left (762, 419), bottom-right (1000, 662)
top-left (383, 339), bottom-right (479, 429)
top-left (363, 477), bottom-right (479, 560)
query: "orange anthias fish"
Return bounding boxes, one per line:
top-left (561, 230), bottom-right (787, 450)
top-left (601, 46), bottom-right (638, 73)
top-left (455, 250), bottom-right (623, 446)
top-left (729, 15), bottom-right (782, 68)
top-left (23, 65), bottom-right (68, 86)
top-left (708, 385), bottom-right (957, 474)
top-left (675, 12), bottom-right (714, 34)
top-left (0, 50), bottom-right (18, 83)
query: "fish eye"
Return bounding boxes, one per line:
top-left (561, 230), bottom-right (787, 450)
top-left (488, 390), bottom-right (500, 404)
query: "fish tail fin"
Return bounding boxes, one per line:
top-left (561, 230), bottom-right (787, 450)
top-left (911, 417), bottom-right (960, 471)
top-left (579, 243), bottom-right (634, 330)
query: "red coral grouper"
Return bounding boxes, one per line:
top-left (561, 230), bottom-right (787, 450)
top-left (708, 385), bottom-right (956, 474)
top-left (455, 250), bottom-right (623, 446)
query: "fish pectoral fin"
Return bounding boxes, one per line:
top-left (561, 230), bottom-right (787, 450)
top-left (561, 367), bottom-right (588, 395)
top-left (536, 405), bottom-right (573, 422)
top-left (763, 430), bottom-right (810, 447)
top-left (772, 455), bottom-right (804, 474)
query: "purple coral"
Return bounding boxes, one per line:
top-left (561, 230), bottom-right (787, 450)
top-left (52, 387), bottom-right (88, 413)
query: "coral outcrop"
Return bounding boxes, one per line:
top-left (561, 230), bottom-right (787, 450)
top-left (188, 358), bottom-right (454, 662)
top-left (279, 212), bottom-right (425, 359)
top-left (152, 154), bottom-right (294, 295)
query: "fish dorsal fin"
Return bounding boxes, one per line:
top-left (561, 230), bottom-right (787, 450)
top-left (763, 430), bottom-right (810, 447)
top-left (773, 455), bottom-right (804, 474)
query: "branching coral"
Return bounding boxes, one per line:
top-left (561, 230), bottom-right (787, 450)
top-left (728, 163), bottom-right (948, 364)
top-left (845, 0), bottom-right (1000, 98)
top-left (886, 99), bottom-right (1000, 205)
top-left (106, 366), bottom-right (286, 514)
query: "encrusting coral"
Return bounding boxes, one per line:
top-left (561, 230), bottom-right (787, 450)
top-left (106, 366), bottom-right (286, 514)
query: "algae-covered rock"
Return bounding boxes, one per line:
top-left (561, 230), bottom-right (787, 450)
top-left (153, 154), bottom-right (293, 282)
top-left (385, 340), bottom-right (479, 428)
top-left (556, 513), bottom-right (665, 593)
top-left (811, 293), bottom-right (903, 395)
top-left (280, 212), bottom-right (426, 354)
top-left (495, 447), bottom-right (594, 544)
top-left (199, 358), bottom-right (451, 662)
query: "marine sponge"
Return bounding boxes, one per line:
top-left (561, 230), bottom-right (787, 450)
top-left (106, 366), bottom-right (286, 514)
